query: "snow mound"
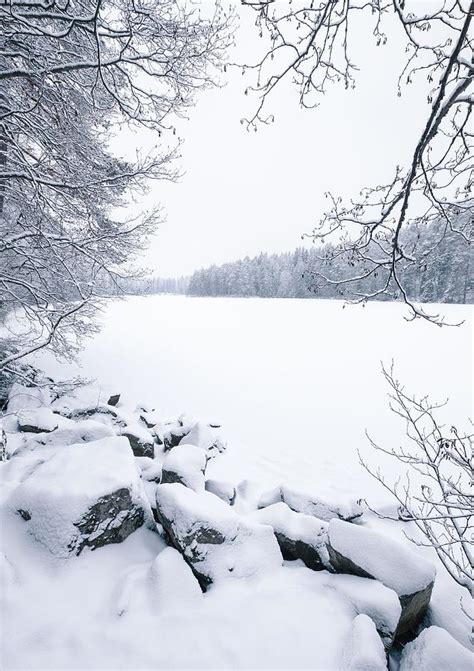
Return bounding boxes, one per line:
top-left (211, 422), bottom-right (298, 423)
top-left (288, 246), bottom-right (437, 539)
top-left (21, 419), bottom-right (115, 453)
top-left (205, 478), bottom-right (236, 505)
top-left (161, 444), bottom-right (207, 491)
top-left (325, 573), bottom-right (401, 647)
top-left (341, 614), bottom-right (387, 670)
top-left (155, 483), bottom-right (282, 589)
top-left (399, 626), bottom-right (473, 671)
top-left (259, 484), bottom-right (363, 522)
top-left (149, 547), bottom-right (203, 605)
top-left (7, 383), bottom-right (53, 413)
top-left (249, 502), bottom-right (329, 570)
top-left (10, 437), bottom-right (146, 556)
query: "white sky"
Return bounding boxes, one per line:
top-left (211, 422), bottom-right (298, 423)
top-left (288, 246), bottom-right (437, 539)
top-left (138, 2), bottom-right (433, 277)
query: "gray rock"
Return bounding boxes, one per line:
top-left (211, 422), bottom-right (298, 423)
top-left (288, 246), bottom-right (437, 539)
top-left (123, 428), bottom-right (155, 458)
top-left (107, 394), bottom-right (121, 406)
top-left (161, 444), bottom-right (207, 492)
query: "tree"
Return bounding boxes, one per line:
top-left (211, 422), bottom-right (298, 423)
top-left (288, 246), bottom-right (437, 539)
top-left (360, 365), bottom-right (473, 596)
top-left (0, 0), bottom-right (232, 377)
top-left (242, 0), bottom-right (473, 324)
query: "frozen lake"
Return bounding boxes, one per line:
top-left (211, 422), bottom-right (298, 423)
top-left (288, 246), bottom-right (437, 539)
top-left (36, 295), bottom-right (473, 503)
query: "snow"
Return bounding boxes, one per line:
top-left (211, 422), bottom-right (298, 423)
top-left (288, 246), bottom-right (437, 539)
top-left (249, 501), bottom-right (328, 552)
top-left (341, 614), bottom-right (388, 670)
top-left (7, 383), bottom-right (53, 413)
top-left (16, 408), bottom-right (59, 433)
top-left (155, 483), bottom-right (283, 585)
top-left (9, 437), bottom-right (145, 556)
top-left (19, 419), bottom-right (115, 454)
top-left (1, 295), bottom-right (472, 669)
top-left (323, 573), bottom-right (401, 646)
top-left (161, 443), bottom-right (207, 491)
top-left (328, 519), bottom-right (436, 596)
top-left (258, 484), bottom-right (363, 521)
top-left (399, 626), bottom-right (473, 671)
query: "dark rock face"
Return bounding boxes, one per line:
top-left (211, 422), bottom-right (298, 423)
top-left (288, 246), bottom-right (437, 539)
top-left (70, 487), bottom-right (144, 555)
top-left (160, 469), bottom-right (188, 487)
top-left (163, 427), bottom-right (189, 451)
top-left (107, 394), bottom-right (121, 407)
top-left (123, 432), bottom-right (155, 458)
top-left (275, 531), bottom-right (326, 571)
top-left (327, 540), bottom-right (434, 643)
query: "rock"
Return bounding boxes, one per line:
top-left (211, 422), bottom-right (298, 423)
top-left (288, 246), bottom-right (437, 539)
top-left (17, 409), bottom-right (59, 434)
top-left (326, 519), bottom-right (436, 640)
top-left (139, 410), bottom-right (161, 429)
top-left (205, 479), bottom-right (236, 505)
top-left (341, 614), bottom-right (388, 671)
top-left (10, 437), bottom-right (146, 556)
top-left (107, 394), bottom-right (121, 406)
top-left (7, 382), bottom-right (53, 413)
top-left (399, 626), bottom-right (473, 671)
top-left (249, 502), bottom-right (329, 571)
top-left (163, 425), bottom-right (190, 451)
top-left (258, 484), bottom-right (363, 522)
top-left (161, 444), bottom-right (207, 492)
top-left (135, 457), bottom-right (162, 483)
top-left (155, 483), bottom-right (282, 590)
top-left (179, 421), bottom-right (226, 457)
top-left (122, 425), bottom-right (155, 458)
top-left (20, 419), bottom-right (115, 454)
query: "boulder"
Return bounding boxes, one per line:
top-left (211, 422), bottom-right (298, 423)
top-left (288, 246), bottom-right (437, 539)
top-left (161, 444), bottom-right (207, 492)
top-left (122, 425), bottom-right (155, 458)
top-left (163, 425), bottom-right (190, 451)
top-left (258, 484), bottom-right (363, 522)
top-left (249, 502), bottom-right (329, 571)
top-left (155, 483), bottom-right (282, 590)
top-left (20, 419), bottom-right (115, 453)
top-left (178, 421), bottom-right (226, 457)
top-left (205, 479), bottom-right (236, 506)
top-left (11, 436), bottom-right (146, 556)
top-left (341, 614), bottom-right (388, 671)
top-left (107, 394), bottom-right (121, 407)
top-left (399, 626), bottom-right (473, 671)
top-left (135, 457), bottom-right (162, 483)
top-left (326, 519), bottom-right (436, 640)
top-left (17, 409), bottom-right (59, 434)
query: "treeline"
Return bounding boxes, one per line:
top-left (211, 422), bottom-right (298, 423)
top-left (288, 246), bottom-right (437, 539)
top-left (187, 217), bottom-right (472, 303)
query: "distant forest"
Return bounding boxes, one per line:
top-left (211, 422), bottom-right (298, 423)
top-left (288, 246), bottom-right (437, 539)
top-left (133, 217), bottom-right (472, 304)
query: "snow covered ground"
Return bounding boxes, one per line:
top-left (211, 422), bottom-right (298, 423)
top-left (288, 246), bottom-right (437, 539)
top-left (1, 296), bottom-right (472, 670)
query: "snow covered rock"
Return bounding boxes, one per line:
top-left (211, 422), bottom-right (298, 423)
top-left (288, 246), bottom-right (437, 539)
top-left (399, 626), bottom-right (473, 671)
top-left (205, 479), bottom-right (236, 506)
top-left (17, 409), bottom-right (59, 434)
top-left (327, 519), bottom-right (436, 639)
top-left (326, 573), bottom-right (401, 648)
top-left (249, 502), bottom-right (329, 571)
top-left (10, 437), bottom-right (146, 556)
top-left (7, 382), bottom-right (53, 413)
top-left (163, 424), bottom-right (191, 451)
top-left (122, 425), bottom-right (155, 458)
top-left (135, 457), bottom-right (162, 483)
top-left (155, 483), bottom-right (282, 590)
top-left (20, 419), bottom-right (115, 454)
top-left (178, 421), bottom-right (225, 456)
top-left (341, 614), bottom-right (388, 671)
top-left (258, 484), bottom-right (363, 522)
top-left (161, 444), bottom-right (207, 492)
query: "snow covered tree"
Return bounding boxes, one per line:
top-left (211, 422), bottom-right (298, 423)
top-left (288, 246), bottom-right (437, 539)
top-left (242, 0), bottom-right (473, 324)
top-left (0, 0), bottom-right (232, 377)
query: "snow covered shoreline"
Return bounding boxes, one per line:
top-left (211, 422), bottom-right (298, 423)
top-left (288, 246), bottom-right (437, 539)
top-left (1, 297), bottom-right (472, 669)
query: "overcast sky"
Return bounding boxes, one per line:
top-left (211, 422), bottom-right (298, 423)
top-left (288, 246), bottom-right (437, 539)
top-left (138, 2), bottom-right (433, 277)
